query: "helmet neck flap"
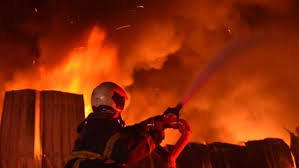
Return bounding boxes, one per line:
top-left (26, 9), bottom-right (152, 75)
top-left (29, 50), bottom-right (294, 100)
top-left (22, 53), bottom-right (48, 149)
top-left (92, 105), bottom-right (125, 127)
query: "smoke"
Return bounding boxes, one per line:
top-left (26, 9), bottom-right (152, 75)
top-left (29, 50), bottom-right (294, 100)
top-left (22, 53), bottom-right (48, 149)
top-left (1, 0), bottom-right (299, 145)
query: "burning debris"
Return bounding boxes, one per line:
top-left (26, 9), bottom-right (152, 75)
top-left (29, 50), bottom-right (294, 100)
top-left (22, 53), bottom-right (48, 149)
top-left (129, 138), bottom-right (296, 168)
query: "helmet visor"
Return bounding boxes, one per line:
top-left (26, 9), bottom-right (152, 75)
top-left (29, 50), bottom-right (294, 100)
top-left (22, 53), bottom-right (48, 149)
top-left (112, 91), bottom-right (126, 111)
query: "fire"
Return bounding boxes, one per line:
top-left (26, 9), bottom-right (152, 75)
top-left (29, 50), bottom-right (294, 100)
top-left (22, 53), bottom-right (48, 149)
top-left (5, 26), bottom-right (119, 117)
top-left (1, 0), bottom-right (299, 166)
top-left (2, 24), bottom-right (296, 148)
top-left (34, 91), bottom-right (42, 166)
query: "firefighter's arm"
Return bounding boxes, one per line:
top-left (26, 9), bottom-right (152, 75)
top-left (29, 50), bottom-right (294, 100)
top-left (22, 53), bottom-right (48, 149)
top-left (127, 131), bottom-right (163, 163)
top-left (109, 111), bottom-right (179, 164)
top-left (125, 111), bottom-right (183, 164)
top-left (166, 119), bottom-right (191, 168)
top-left (107, 128), bottom-right (164, 164)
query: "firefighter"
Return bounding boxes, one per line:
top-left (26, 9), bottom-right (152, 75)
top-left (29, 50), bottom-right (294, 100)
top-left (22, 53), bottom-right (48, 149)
top-left (64, 81), bottom-right (187, 168)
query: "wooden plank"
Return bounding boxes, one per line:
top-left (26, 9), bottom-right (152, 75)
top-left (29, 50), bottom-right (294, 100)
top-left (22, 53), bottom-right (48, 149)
top-left (0, 90), bottom-right (36, 168)
top-left (40, 91), bottom-right (84, 168)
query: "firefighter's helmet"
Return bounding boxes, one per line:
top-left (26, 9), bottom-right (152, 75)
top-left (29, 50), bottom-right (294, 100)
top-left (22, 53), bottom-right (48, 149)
top-left (91, 82), bottom-right (128, 113)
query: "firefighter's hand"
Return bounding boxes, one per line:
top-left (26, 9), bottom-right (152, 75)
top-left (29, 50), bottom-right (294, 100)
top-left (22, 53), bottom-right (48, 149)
top-left (142, 114), bottom-right (177, 131)
top-left (177, 119), bottom-right (192, 135)
top-left (141, 106), bottom-right (181, 131)
top-left (161, 112), bottom-right (178, 129)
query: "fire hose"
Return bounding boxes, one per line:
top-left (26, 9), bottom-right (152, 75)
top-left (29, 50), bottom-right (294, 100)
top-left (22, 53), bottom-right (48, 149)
top-left (162, 36), bottom-right (260, 168)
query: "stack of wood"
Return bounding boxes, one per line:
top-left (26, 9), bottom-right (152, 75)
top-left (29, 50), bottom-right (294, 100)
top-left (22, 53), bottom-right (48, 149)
top-left (0, 90), bottom-right (36, 168)
top-left (130, 138), bottom-right (295, 168)
top-left (0, 90), bottom-right (85, 168)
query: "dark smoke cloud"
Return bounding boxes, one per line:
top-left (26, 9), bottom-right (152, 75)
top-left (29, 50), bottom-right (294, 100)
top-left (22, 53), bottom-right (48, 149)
top-left (1, 0), bottom-right (299, 144)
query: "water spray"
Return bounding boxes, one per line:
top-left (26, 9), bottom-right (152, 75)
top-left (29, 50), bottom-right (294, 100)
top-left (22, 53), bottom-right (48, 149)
top-left (175, 35), bottom-right (261, 112)
top-left (164, 34), bottom-right (263, 168)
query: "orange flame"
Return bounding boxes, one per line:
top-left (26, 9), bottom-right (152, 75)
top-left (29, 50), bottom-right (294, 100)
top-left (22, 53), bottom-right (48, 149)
top-left (34, 91), bottom-right (42, 168)
top-left (5, 26), bottom-right (119, 117)
top-left (3, 26), bottom-right (121, 161)
top-left (3, 25), bottom-right (294, 148)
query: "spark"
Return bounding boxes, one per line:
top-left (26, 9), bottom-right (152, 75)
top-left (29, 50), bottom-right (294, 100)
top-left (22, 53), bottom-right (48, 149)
top-left (136, 5), bottom-right (144, 9)
top-left (227, 28), bottom-right (232, 34)
top-left (34, 8), bottom-right (38, 13)
top-left (115, 25), bottom-right (132, 30)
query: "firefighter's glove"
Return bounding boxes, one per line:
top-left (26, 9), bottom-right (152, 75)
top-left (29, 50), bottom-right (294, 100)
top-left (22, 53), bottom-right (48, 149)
top-left (143, 113), bottom-right (178, 132)
top-left (142, 106), bottom-right (181, 132)
top-left (177, 119), bottom-right (192, 135)
top-left (161, 112), bottom-right (179, 129)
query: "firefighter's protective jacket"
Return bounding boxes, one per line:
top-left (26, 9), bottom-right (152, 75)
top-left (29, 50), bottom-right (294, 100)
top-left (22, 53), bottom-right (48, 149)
top-left (64, 111), bottom-right (163, 168)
